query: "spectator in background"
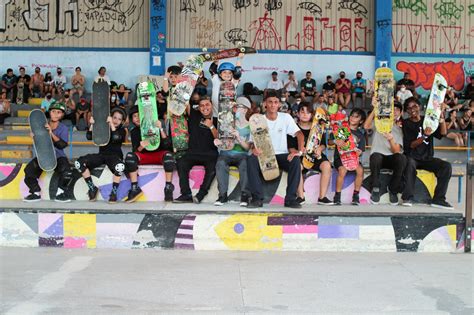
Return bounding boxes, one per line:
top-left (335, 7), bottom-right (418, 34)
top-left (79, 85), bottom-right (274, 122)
top-left (111, 84), bottom-right (130, 107)
top-left (194, 71), bottom-right (208, 96)
top-left (1, 68), bottom-right (17, 102)
top-left (30, 67), bottom-right (44, 98)
top-left (70, 67), bottom-right (85, 99)
top-left (62, 90), bottom-right (76, 125)
top-left (312, 94), bottom-right (327, 111)
top-left (266, 71), bottom-right (283, 93)
top-left (283, 70), bottom-right (299, 97)
top-left (464, 76), bottom-right (474, 100)
top-left (351, 71), bottom-right (366, 108)
top-left (52, 67), bottom-right (67, 97)
top-left (300, 71), bottom-right (317, 99)
top-left (41, 93), bottom-right (54, 112)
top-left (322, 75), bottom-right (336, 98)
top-left (95, 66), bottom-right (111, 84)
top-left (396, 84), bottom-right (413, 106)
top-left (397, 72), bottom-right (418, 98)
top-left (459, 106), bottom-right (473, 143)
top-left (76, 97), bottom-right (91, 129)
top-left (18, 66), bottom-right (31, 103)
top-left (0, 88), bottom-right (11, 124)
top-left (44, 72), bottom-right (53, 96)
top-left (335, 71), bottom-right (351, 109)
top-left (156, 90), bottom-right (168, 120)
top-left (445, 109), bottom-right (464, 146)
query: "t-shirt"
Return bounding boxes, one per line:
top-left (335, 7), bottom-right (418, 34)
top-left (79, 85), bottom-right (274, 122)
top-left (250, 112), bottom-right (300, 155)
top-left (51, 123), bottom-right (68, 158)
top-left (351, 78), bottom-right (366, 93)
top-left (94, 75), bottom-right (111, 85)
top-left (396, 89), bottom-right (413, 105)
top-left (300, 78), bottom-right (316, 93)
top-left (188, 108), bottom-right (218, 156)
top-left (86, 127), bottom-right (126, 157)
top-left (402, 117), bottom-right (443, 161)
top-left (284, 78), bottom-right (299, 92)
top-left (333, 127), bottom-right (366, 160)
top-left (53, 75), bottom-right (66, 87)
top-left (370, 124), bottom-right (403, 156)
top-left (41, 99), bottom-right (52, 111)
top-left (322, 82), bottom-right (335, 92)
top-left (157, 101), bottom-right (167, 120)
top-left (287, 125), bottom-right (327, 150)
top-left (336, 79), bottom-right (351, 94)
top-left (267, 79), bottom-right (283, 90)
top-left (2, 74), bottom-right (17, 86)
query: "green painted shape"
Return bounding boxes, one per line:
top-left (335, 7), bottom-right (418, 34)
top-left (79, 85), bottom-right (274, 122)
top-left (138, 82), bottom-right (160, 151)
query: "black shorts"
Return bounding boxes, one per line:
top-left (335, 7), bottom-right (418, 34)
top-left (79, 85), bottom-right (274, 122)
top-left (82, 153), bottom-right (123, 173)
top-left (302, 154), bottom-right (330, 173)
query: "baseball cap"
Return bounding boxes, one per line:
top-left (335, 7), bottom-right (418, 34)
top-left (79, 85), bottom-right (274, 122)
top-left (236, 96), bottom-right (251, 109)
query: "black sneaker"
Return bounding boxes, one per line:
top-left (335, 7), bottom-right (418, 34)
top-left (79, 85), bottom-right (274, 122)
top-left (193, 194), bottom-right (204, 204)
top-left (401, 199), bottom-right (413, 207)
top-left (164, 183), bottom-right (174, 202)
top-left (333, 194), bottom-right (341, 206)
top-left (247, 199), bottom-right (263, 208)
top-left (431, 200), bottom-right (454, 210)
top-left (296, 197), bottom-right (306, 205)
top-left (108, 192), bottom-right (118, 204)
top-left (370, 188), bottom-right (380, 205)
top-left (352, 194), bottom-right (360, 206)
top-left (318, 197), bottom-right (334, 205)
top-left (285, 200), bottom-right (302, 209)
top-left (240, 194), bottom-right (249, 207)
top-left (126, 187), bottom-right (143, 203)
top-left (23, 193), bottom-right (41, 202)
top-left (88, 186), bottom-right (99, 201)
top-left (55, 193), bottom-right (71, 203)
top-left (388, 190), bottom-right (399, 206)
top-left (173, 194), bottom-right (193, 203)
top-left (214, 195), bottom-right (228, 206)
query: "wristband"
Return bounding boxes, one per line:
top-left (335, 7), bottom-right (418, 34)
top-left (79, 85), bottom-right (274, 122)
top-left (209, 125), bottom-right (215, 130)
top-left (298, 150), bottom-right (303, 156)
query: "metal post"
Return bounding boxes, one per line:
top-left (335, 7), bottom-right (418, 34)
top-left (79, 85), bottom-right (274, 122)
top-left (465, 161), bottom-right (473, 253)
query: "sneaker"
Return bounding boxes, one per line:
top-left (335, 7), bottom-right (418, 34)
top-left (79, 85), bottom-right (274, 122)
top-left (193, 195), bottom-right (203, 204)
top-left (164, 183), bottom-right (174, 202)
top-left (401, 199), bottom-right (413, 207)
top-left (333, 194), bottom-right (341, 206)
top-left (352, 194), bottom-right (360, 206)
top-left (296, 197), bottom-right (306, 205)
top-left (173, 194), bottom-right (193, 203)
top-left (23, 192), bottom-right (41, 202)
top-left (247, 199), bottom-right (263, 208)
top-left (388, 190), bottom-right (399, 206)
top-left (370, 188), bottom-right (380, 205)
top-left (285, 200), bottom-right (302, 209)
top-left (126, 187), bottom-right (143, 203)
top-left (318, 197), bottom-right (334, 205)
top-left (55, 193), bottom-right (71, 203)
top-left (214, 195), bottom-right (228, 206)
top-left (431, 200), bottom-right (454, 210)
top-left (240, 194), bottom-right (249, 207)
top-left (108, 192), bottom-right (118, 204)
top-left (88, 186), bottom-right (99, 201)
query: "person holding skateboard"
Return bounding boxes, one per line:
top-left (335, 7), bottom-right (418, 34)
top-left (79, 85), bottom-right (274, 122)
top-left (401, 97), bottom-right (453, 209)
top-left (75, 107), bottom-right (127, 203)
top-left (364, 102), bottom-right (407, 205)
top-left (124, 106), bottom-right (176, 203)
top-left (247, 89), bottom-right (305, 209)
top-left (23, 102), bottom-right (73, 202)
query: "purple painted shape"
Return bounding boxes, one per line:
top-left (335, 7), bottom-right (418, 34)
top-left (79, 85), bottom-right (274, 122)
top-left (267, 216), bottom-right (318, 226)
top-left (318, 225), bottom-right (360, 239)
top-left (174, 243), bottom-right (194, 250)
top-left (331, 170), bottom-right (356, 192)
top-left (43, 216), bottom-right (63, 237)
top-left (39, 237), bottom-right (63, 247)
top-left (175, 234), bottom-right (193, 239)
top-left (99, 172), bottom-right (158, 200)
top-left (234, 223), bottom-right (244, 234)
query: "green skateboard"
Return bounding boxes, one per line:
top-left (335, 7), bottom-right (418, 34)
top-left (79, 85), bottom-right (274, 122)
top-left (137, 81), bottom-right (160, 151)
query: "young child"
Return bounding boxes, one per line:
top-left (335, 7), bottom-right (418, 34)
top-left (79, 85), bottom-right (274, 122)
top-left (332, 108), bottom-right (366, 205)
top-left (289, 103), bottom-right (333, 205)
top-left (23, 102), bottom-right (73, 202)
top-left (124, 106), bottom-right (176, 202)
top-left (75, 107), bottom-right (127, 203)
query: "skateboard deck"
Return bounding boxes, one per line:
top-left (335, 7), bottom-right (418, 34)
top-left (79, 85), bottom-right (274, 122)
top-left (217, 81), bottom-right (236, 151)
top-left (249, 114), bottom-right (279, 181)
top-left (302, 108), bottom-right (328, 170)
top-left (170, 114), bottom-right (189, 159)
top-left (17, 81), bottom-right (24, 105)
top-left (92, 81), bottom-right (110, 146)
top-left (373, 68), bottom-right (395, 134)
top-left (29, 109), bottom-right (57, 171)
top-left (199, 46), bottom-right (257, 62)
top-left (137, 81), bottom-right (160, 151)
top-left (330, 112), bottom-right (359, 171)
top-left (423, 73), bottom-right (447, 132)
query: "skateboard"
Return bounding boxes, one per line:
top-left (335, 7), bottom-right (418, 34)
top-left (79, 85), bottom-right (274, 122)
top-left (373, 68), bottom-right (395, 134)
top-left (137, 81), bottom-right (160, 151)
top-left (217, 81), bottom-right (236, 151)
top-left (29, 109), bottom-right (57, 171)
top-left (137, 75), bottom-right (164, 91)
top-left (330, 111), bottom-right (359, 171)
top-left (302, 107), bottom-right (328, 170)
top-left (170, 114), bottom-right (189, 159)
top-left (423, 73), bottom-right (447, 132)
top-left (199, 46), bottom-right (257, 62)
top-left (92, 81), bottom-right (110, 146)
top-left (249, 114), bottom-right (279, 181)
top-left (16, 81), bottom-right (24, 105)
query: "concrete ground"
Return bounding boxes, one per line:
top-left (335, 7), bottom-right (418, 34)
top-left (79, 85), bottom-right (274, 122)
top-left (0, 248), bottom-right (472, 314)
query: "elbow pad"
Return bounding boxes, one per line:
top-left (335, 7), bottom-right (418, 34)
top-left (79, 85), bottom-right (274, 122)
top-left (233, 66), bottom-right (242, 80)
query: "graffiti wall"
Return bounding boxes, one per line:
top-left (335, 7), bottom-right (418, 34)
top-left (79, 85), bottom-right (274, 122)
top-left (0, 0), bottom-right (149, 48)
top-left (0, 211), bottom-right (469, 252)
top-left (392, 0), bottom-right (473, 55)
top-left (167, 0), bottom-right (374, 52)
top-left (392, 56), bottom-right (474, 94)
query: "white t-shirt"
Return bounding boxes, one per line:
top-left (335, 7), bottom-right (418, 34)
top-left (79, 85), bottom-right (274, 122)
top-left (94, 74), bottom-right (111, 85)
top-left (251, 112), bottom-right (300, 155)
top-left (396, 89), bottom-right (413, 105)
top-left (53, 74), bottom-right (66, 86)
top-left (284, 78), bottom-right (298, 92)
top-left (267, 79), bottom-right (283, 90)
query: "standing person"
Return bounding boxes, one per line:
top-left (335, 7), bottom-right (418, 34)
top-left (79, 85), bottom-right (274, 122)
top-left (283, 70), bottom-right (299, 97)
top-left (1, 68), bottom-right (17, 102)
top-left (401, 97), bottom-right (453, 209)
top-left (95, 66), bottom-right (111, 84)
top-left (351, 71), bottom-right (366, 108)
top-left (52, 67), bottom-right (66, 98)
top-left (300, 71), bottom-right (317, 100)
top-left (335, 71), bottom-right (351, 109)
top-left (75, 107), bottom-right (127, 202)
top-left (23, 102), bottom-right (73, 202)
top-left (70, 67), bottom-right (85, 99)
top-left (214, 96), bottom-right (252, 206)
top-left (30, 67), bottom-right (45, 98)
top-left (246, 89), bottom-right (305, 209)
top-left (124, 106), bottom-right (176, 202)
top-left (364, 102), bottom-right (407, 205)
top-left (174, 96), bottom-right (218, 204)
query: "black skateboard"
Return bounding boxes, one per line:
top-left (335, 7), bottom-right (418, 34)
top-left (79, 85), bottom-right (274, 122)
top-left (29, 109), bottom-right (57, 171)
top-left (92, 81), bottom-right (110, 146)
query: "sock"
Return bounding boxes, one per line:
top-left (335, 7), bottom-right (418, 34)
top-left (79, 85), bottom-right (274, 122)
top-left (131, 182), bottom-right (138, 190)
top-left (111, 182), bottom-right (119, 195)
top-left (353, 190), bottom-right (359, 196)
top-left (84, 177), bottom-right (95, 191)
top-left (335, 192), bottom-right (341, 198)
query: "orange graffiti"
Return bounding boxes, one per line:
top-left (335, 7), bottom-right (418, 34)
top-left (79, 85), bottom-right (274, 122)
top-left (396, 61), bottom-right (465, 91)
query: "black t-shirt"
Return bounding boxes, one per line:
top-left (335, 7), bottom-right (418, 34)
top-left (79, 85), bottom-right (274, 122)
top-left (287, 124), bottom-right (328, 150)
top-left (87, 126), bottom-right (126, 157)
top-left (402, 117), bottom-right (442, 161)
top-left (187, 108), bottom-right (218, 156)
top-left (130, 125), bottom-right (170, 152)
top-left (157, 101), bottom-right (167, 120)
top-left (300, 78), bottom-right (316, 92)
top-left (322, 82), bottom-right (336, 92)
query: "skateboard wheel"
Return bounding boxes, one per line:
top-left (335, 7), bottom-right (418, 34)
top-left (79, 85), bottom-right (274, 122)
top-left (240, 47), bottom-right (245, 53)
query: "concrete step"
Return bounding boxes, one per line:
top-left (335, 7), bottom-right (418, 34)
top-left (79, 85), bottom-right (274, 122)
top-left (28, 97), bottom-right (43, 106)
top-left (0, 150), bottom-right (32, 159)
top-left (4, 117), bottom-right (28, 126)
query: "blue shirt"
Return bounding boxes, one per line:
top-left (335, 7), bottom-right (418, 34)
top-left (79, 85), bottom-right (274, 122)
top-left (351, 78), bottom-right (366, 93)
top-left (52, 123), bottom-right (68, 158)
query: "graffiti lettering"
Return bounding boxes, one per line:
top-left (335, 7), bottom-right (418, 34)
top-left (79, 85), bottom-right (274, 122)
top-left (320, 17), bottom-right (335, 51)
top-left (396, 61), bottom-right (465, 91)
top-left (326, 0), bottom-right (333, 9)
top-left (224, 28), bottom-right (248, 44)
top-left (0, 0), bottom-right (12, 31)
top-left (393, 0), bottom-right (428, 18)
top-left (23, 0), bottom-right (49, 31)
top-left (469, 4), bottom-right (474, 15)
top-left (338, 0), bottom-right (368, 18)
top-left (190, 16), bottom-right (223, 48)
top-left (434, 0), bottom-right (464, 25)
top-left (56, 0), bottom-right (79, 33)
top-left (208, 0), bottom-right (224, 14)
top-left (248, 11), bottom-right (282, 50)
top-left (232, 0), bottom-right (251, 11)
top-left (180, 0), bottom-right (196, 13)
top-left (297, 2), bottom-right (322, 17)
top-left (264, 0), bottom-right (282, 15)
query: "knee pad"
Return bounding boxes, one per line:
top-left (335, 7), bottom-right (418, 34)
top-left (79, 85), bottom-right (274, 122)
top-left (124, 152), bottom-right (139, 173)
top-left (114, 162), bottom-right (125, 176)
top-left (163, 152), bottom-right (176, 172)
top-left (74, 158), bottom-right (87, 173)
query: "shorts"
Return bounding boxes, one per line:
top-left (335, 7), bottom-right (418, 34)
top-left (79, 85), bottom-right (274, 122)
top-left (302, 154), bottom-right (330, 173)
top-left (73, 84), bottom-right (84, 90)
top-left (334, 156), bottom-right (361, 170)
top-left (136, 150), bottom-right (169, 165)
top-left (353, 92), bottom-right (364, 97)
top-left (82, 153), bottom-right (123, 173)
